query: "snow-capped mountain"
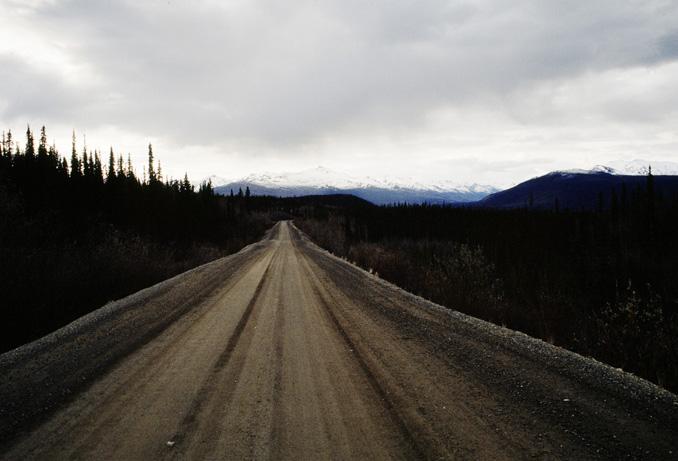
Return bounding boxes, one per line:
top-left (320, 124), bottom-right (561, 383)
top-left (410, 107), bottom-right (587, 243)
top-left (547, 161), bottom-right (678, 178)
top-left (546, 165), bottom-right (618, 178)
top-left (607, 159), bottom-right (678, 176)
top-left (212, 166), bottom-right (498, 205)
top-left (201, 175), bottom-right (232, 188)
top-left (239, 167), bottom-right (376, 190)
top-left (481, 162), bottom-right (678, 210)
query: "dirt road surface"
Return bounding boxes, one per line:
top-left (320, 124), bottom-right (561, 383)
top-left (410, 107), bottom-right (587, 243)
top-left (1, 221), bottom-right (677, 460)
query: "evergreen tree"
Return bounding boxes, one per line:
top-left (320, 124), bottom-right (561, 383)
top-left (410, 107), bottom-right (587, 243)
top-left (38, 126), bottom-right (48, 159)
top-left (70, 131), bottom-right (81, 178)
top-left (25, 126), bottom-right (35, 159)
top-left (181, 173), bottom-right (192, 193)
top-left (94, 151), bottom-right (103, 183)
top-left (199, 179), bottom-right (214, 197)
top-left (127, 154), bottom-right (134, 180)
top-left (245, 186), bottom-right (251, 198)
top-left (82, 149), bottom-right (89, 177)
top-left (4, 130), bottom-right (12, 160)
top-left (117, 155), bottom-right (125, 178)
top-left (107, 148), bottom-right (116, 181)
top-left (147, 144), bottom-right (156, 184)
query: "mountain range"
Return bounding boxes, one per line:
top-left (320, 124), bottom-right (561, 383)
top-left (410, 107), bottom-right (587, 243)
top-left (212, 167), bottom-right (497, 205)
top-left (208, 159), bottom-right (678, 207)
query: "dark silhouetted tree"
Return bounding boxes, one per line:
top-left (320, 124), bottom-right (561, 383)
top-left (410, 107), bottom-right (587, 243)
top-left (25, 125), bottom-right (35, 159)
top-left (70, 131), bottom-right (81, 178)
top-left (38, 126), bottom-right (48, 159)
top-left (107, 148), bottom-right (116, 181)
top-left (147, 143), bottom-right (156, 184)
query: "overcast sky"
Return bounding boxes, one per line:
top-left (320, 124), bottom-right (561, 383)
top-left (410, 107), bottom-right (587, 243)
top-left (1, 0), bottom-right (677, 187)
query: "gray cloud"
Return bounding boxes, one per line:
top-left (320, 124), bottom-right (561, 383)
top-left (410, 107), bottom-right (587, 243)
top-left (1, 0), bottom-right (678, 183)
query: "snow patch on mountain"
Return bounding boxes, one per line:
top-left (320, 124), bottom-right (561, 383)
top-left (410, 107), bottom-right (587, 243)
top-left (208, 166), bottom-right (498, 204)
top-left (549, 165), bottom-right (618, 177)
top-left (608, 159), bottom-right (678, 176)
top-left (228, 166), bottom-right (496, 194)
top-left (548, 161), bottom-right (678, 179)
top-left (201, 175), bottom-right (232, 187)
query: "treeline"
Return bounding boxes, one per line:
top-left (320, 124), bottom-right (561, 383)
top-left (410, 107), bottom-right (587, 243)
top-left (295, 173), bottom-right (678, 392)
top-left (0, 126), bottom-right (281, 352)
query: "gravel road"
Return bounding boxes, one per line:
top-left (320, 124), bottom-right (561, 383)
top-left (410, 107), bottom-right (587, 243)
top-left (1, 221), bottom-right (676, 460)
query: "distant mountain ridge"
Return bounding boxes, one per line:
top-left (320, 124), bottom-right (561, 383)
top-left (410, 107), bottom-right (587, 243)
top-left (480, 166), bottom-right (678, 210)
top-left (608, 159), bottom-right (678, 176)
top-left (212, 167), bottom-right (497, 205)
top-left (206, 160), bottom-right (678, 208)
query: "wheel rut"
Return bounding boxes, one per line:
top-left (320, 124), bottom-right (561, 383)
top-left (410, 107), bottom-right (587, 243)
top-left (301, 258), bottom-right (428, 460)
top-left (166, 250), bottom-right (278, 457)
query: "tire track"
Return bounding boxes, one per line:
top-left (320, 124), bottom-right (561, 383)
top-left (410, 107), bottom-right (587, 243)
top-left (62, 249), bottom-right (273, 459)
top-left (300, 257), bottom-right (428, 460)
top-left (268, 291), bottom-right (286, 460)
top-left (165, 248), bottom-right (279, 459)
top-left (0, 241), bottom-right (271, 449)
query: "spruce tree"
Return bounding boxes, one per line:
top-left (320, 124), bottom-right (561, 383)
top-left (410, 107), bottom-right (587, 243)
top-left (94, 151), bottom-right (103, 183)
top-left (38, 126), bottom-right (48, 159)
top-left (117, 155), bottom-right (125, 178)
top-left (126, 154), bottom-right (134, 180)
top-left (107, 148), bottom-right (116, 181)
top-left (181, 173), bottom-right (192, 193)
top-left (147, 144), bottom-right (156, 184)
top-left (4, 130), bottom-right (12, 161)
top-left (82, 149), bottom-right (89, 177)
top-left (70, 131), bottom-right (81, 178)
top-left (25, 125), bottom-right (35, 159)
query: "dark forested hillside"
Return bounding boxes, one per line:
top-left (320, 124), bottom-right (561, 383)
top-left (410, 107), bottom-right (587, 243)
top-left (0, 126), bottom-right (285, 353)
top-left (480, 169), bottom-right (678, 210)
top-left (295, 173), bottom-right (678, 392)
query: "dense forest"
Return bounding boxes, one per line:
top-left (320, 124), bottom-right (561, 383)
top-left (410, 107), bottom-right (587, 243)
top-left (295, 176), bottom-right (678, 392)
top-left (3, 125), bottom-right (677, 394)
top-left (0, 126), bottom-right (285, 352)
